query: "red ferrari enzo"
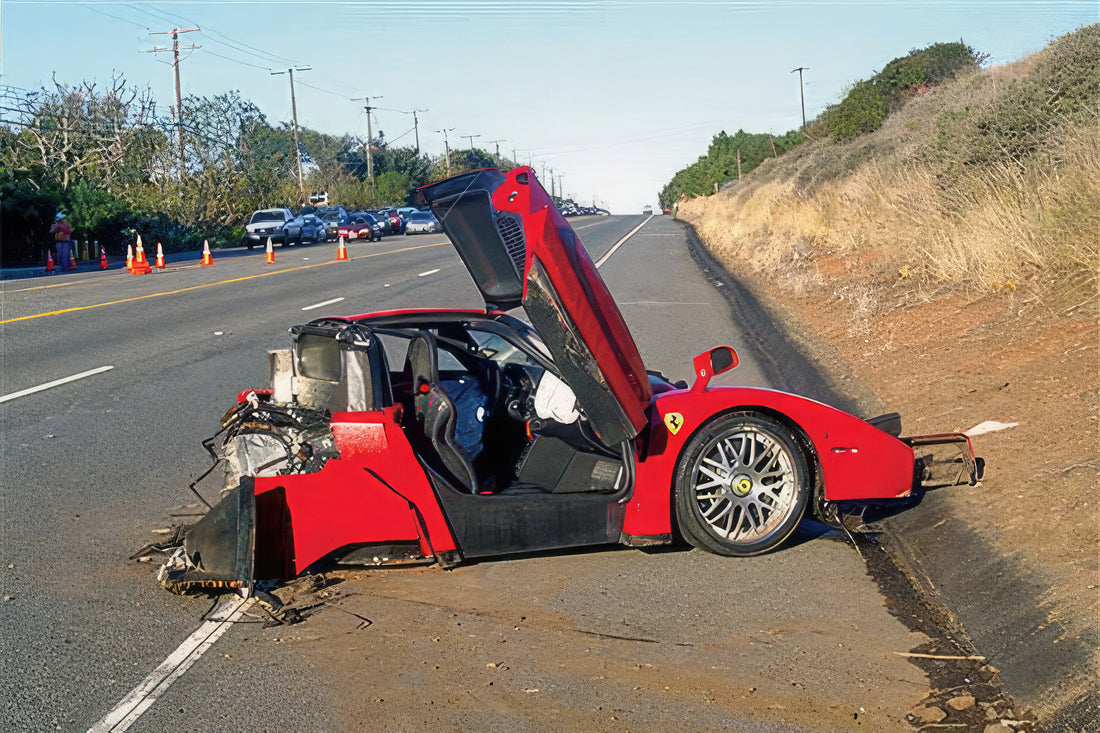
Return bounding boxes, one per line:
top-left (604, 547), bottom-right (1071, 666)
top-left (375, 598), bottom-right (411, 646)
top-left (159, 167), bottom-right (982, 593)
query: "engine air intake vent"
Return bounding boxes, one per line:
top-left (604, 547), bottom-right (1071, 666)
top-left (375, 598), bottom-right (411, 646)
top-left (495, 214), bottom-right (526, 275)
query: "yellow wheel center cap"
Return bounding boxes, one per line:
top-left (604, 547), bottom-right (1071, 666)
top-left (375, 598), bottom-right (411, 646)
top-left (733, 476), bottom-right (753, 497)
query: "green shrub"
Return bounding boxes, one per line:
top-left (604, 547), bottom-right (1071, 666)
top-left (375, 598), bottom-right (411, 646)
top-left (819, 80), bottom-right (889, 141)
top-left (969, 25), bottom-right (1099, 166)
top-left (820, 41), bottom-right (984, 141)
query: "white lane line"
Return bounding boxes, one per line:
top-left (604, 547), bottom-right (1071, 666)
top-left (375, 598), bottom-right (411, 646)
top-left (594, 215), bottom-right (653, 268)
top-left (89, 597), bottom-right (255, 733)
top-left (302, 296), bottom-right (345, 311)
top-left (0, 365), bottom-right (114, 404)
top-left (418, 268), bottom-right (440, 277)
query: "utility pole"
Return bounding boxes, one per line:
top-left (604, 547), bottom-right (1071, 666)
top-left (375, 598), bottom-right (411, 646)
top-left (273, 67), bottom-right (311, 197)
top-left (351, 96), bottom-right (383, 189)
top-left (486, 139), bottom-right (505, 162)
top-left (146, 28), bottom-right (199, 176)
top-left (791, 66), bottom-right (809, 131)
top-left (411, 108), bottom-right (427, 155)
top-left (460, 133), bottom-right (481, 150)
top-left (557, 173), bottom-right (565, 199)
top-left (435, 128), bottom-right (454, 175)
top-left (548, 166), bottom-right (555, 198)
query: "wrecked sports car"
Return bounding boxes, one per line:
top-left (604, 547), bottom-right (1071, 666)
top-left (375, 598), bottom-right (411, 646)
top-left (159, 167), bottom-right (983, 593)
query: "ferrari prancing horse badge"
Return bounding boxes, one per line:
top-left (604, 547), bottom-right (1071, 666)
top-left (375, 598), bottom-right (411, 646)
top-left (663, 412), bottom-right (684, 435)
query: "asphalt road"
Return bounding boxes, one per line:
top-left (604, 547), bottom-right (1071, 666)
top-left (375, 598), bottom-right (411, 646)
top-left (3, 217), bottom-right (933, 731)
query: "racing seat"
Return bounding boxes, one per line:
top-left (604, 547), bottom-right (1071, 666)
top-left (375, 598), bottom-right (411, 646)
top-left (405, 331), bottom-right (480, 493)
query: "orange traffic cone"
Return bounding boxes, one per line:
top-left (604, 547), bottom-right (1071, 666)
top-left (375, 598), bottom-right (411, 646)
top-left (154, 241), bottom-right (166, 269)
top-left (99, 246), bottom-right (108, 270)
top-left (200, 239), bottom-right (214, 266)
top-left (68, 245), bottom-right (78, 270)
top-left (335, 235), bottom-right (350, 261)
top-left (131, 235), bottom-right (152, 274)
top-left (126, 244), bottom-right (134, 271)
top-left (264, 237), bottom-right (275, 264)
top-left (45, 248), bottom-right (55, 274)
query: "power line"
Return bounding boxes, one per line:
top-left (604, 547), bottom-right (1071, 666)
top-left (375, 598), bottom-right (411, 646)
top-left (80, 4), bottom-right (150, 30)
top-left (201, 49), bottom-right (271, 72)
top-left (296, 80), bottom-right (352, 99)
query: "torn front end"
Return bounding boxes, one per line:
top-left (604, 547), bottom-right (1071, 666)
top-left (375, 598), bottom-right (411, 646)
top-left (158, 480), bottom-right (257, 593)
top-left (159, 321), bottom-right (452, 595)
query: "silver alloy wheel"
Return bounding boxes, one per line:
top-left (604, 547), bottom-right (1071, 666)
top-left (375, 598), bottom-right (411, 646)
top-left (690, 426), bottom-right (798, 544)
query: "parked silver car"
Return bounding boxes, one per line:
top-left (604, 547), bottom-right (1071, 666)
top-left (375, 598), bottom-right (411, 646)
top-left (404, 210), bottom-right (441, 234)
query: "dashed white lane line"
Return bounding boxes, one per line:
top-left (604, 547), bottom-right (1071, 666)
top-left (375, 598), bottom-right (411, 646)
top-left (302, 296), bottom-right (345, 311)
top-left (594, 215), bottom-right (653, 268)
top-left (88, 597), bottom-right (255, 733)
top-left (0, 365), bottom-right (114, 404)
top-left (418, 268), bottom-right (441, 277)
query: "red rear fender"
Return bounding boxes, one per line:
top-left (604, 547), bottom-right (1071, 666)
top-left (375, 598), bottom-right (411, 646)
top-left (625, 387), bottom-right (915, 537)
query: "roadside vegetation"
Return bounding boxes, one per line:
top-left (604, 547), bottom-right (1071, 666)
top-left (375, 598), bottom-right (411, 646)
top-left (0, 81), bottom-right (499, 264)
top-left (676, 28), bottom-right (1099, 721)
top-left (675, 26), bottom-right (1099, 296)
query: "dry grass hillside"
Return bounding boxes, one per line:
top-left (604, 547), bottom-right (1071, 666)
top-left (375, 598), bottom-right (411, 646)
top-left (679, 26), bottom-right (1098, 722)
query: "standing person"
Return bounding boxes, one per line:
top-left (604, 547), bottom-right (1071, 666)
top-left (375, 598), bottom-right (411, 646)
top-left (50, 213), bottom-right (72, 271)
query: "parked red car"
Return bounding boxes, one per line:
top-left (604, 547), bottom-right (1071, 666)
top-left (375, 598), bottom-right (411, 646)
top-left (159, 167), bottom-right (982, 593)
top-left (373, 208), bottom-right (404, 235)
top-left (335, 213), bottom-right (383, 241)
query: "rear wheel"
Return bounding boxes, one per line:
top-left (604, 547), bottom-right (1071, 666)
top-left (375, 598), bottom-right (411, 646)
top-left (674, 412), bottom-right (809, 556)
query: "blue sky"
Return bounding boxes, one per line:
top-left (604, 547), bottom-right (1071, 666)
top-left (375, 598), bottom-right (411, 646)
top-left (2, 1), bottom-right (1095, 211)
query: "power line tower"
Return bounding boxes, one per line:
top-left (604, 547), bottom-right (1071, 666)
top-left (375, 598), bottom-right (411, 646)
top-left (791, 66), bottom-right (809, 131)
top-left (146, 27), bottom-right (199, 176)
top-left (272, 67), bottom-right (311, 196)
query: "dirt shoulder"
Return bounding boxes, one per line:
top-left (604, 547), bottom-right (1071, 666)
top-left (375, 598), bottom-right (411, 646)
top-left (677, 218), bottom-right (1099, 727)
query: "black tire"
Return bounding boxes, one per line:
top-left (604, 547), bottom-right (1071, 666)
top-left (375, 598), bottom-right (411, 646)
top-left (674, 412), bottom-right (809, 556)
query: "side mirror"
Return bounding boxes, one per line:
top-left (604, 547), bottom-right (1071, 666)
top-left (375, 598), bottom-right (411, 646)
top-left (691, 345), bottom-right (739, 392)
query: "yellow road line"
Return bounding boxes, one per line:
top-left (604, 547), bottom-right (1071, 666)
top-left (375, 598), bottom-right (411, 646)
top-left (0, 242), bottom-right (448, 325)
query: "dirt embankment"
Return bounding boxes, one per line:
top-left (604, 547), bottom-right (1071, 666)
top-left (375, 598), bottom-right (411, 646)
top-left (676, 27), bottom-right (1098, 727)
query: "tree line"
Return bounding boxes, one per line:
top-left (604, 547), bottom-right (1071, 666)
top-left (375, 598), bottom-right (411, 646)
top-left (0, 77), bottom-right (501, 264)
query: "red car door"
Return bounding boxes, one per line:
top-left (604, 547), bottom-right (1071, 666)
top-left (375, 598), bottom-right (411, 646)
top-left (416, 167), bottom-right (651, 447)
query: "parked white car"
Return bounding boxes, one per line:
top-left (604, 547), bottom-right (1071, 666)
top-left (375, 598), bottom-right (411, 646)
top-left (243, 208), bottom-right (294, 249)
